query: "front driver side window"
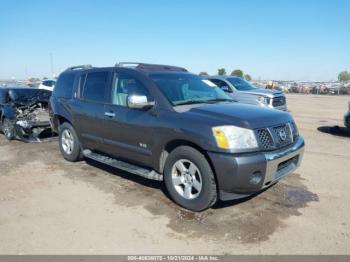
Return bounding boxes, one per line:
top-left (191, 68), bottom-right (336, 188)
top-left (111, 73), bottom-right (150, 107)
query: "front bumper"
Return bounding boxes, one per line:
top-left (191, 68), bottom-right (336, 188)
top-left (15, 120), bottom-right (52, 142)
top-left (208, 136), bottom-right (305, 201)
top-left (344, 112), bottom-right (350, 129)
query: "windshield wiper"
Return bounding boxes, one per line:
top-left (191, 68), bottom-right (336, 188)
top-left (204, 98), bottom-right (235, 103)
top-left (174, 99), bottom-right (209, 106)
top-left (174, 98), bottom-right (236, 106)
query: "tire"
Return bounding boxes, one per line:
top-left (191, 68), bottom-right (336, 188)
top-left (2, 118), bottom-right (16, 140)
top-left (58, 122), bottom-right (83, 162)
top-left (164, 146), bottom-right (217, 211)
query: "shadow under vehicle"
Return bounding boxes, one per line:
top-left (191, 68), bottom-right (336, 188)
top-left (0, 87), bottom-right (53, 142)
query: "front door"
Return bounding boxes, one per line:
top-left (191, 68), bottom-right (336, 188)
top-left (103, 71), bottom-right (156, 167)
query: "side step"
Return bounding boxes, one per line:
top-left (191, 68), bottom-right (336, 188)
top-left (82, 149), bottom-right (163, 181)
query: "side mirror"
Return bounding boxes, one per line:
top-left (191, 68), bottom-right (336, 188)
top-left (221, 86), bottom-right (232, 93)
top-left (128, 95), bottom-right (155, 109)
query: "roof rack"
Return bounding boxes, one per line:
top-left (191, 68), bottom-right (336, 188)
top-left (115, 62), bottom-right (188, 72)
top-left (64, 64), bottom-right (93, 71)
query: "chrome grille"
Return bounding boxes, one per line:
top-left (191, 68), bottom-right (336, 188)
top-left (256, 129), bottom-right (274, 149)
top-left (272, 96), bottom-right (286, 107)
top-left (256, 122), bottom-right (299, 150)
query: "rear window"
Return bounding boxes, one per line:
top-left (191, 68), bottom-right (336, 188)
top-left (53, 74), bottom-right (75, 98)
top-left (82, 71), bottom-right (109, 102)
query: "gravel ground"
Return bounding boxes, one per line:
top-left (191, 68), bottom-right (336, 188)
top-left (0, 94), bottom-right (349, 254)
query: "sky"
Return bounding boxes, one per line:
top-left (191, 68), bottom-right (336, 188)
top-left (0, 0), bottom-right (349, 81)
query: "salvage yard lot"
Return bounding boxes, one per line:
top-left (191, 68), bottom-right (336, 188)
top-left (0, 94), bottom-right (350, 254)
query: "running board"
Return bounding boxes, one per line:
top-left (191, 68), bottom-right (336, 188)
top-left (82, 149), bottom-right (163, 181)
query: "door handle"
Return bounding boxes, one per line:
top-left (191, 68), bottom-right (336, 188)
top-left (104, 111), bottom-right (116, 118)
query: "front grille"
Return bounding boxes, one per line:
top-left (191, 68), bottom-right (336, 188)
top-left (256, 129), bottom-right (274, 149)
top-left (256, 122), bottom-right (298, 150)
top-left (272, 96), bottom-right (286, 107)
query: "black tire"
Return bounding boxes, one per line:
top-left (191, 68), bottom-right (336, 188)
top-left (58, 122), bottom-right (83, 162)
top-left (2, 118), bottom-right (16, 140)
top-left (164, 146), bottom-right (217, 211)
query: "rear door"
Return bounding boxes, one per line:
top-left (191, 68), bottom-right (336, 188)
top-left (72, 69), bottom-right (112, 151)
top-left (102, 70), bottom-right (157, 167)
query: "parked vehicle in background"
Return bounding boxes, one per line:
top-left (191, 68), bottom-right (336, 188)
top-left (38, 79), bottom-right (56, 91)
top-left (345, 101), bottom-right (350, 129)
top-left (0, 87), bottom-right (52, 142)
top-left (50, 63), bottom-right (304, 211)
top-left (207, 76), bottom-right (287, 111)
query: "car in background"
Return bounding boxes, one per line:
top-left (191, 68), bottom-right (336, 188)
top-left (0, 87), bottom-right (52, 142)
top-left (345, 101), bottom-right (350, 129)
top-left (38, 79), bottom-right (56, 91)
top-left (207, 76), bottom-right (287, 111)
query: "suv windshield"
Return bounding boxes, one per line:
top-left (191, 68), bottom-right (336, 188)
top-left (227, 77), bottom-right (258, 91)
top-left (150, 73), bottom-right (232, 105)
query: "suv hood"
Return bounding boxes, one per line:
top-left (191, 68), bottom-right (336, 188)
top-left (241, 88), bottom-right (283, 97)
top-left (177, 102), bottom-right (292, 129)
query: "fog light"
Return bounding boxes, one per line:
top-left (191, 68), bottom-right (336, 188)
top-left (249, 172), bottom-right (262, 185)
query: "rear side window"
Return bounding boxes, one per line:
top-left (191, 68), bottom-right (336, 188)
top-left (82, 71), bottom-right (109, 102)
top-left (53, 74), bottom-right (75, 98)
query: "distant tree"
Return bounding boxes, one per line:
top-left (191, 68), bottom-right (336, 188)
top-left (231, 69), bottom-right (244, 78)
top-left (199, 72), bottom-right (209, 76)
top-left (338, 71), bottom-right (350, 82)
top-left (217, 68), bottom-right (226, 75)
top-left (244, 74), bottom-right (252, 81)
top-left (43, 77), bottom-right (48, 80)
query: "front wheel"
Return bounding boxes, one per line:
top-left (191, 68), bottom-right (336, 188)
top-left (58, 122), bottom-right (83, 162)
top-left (2, 118), bottom-right (16, 140)
top-left (164, 146), bottom-right (217, 211)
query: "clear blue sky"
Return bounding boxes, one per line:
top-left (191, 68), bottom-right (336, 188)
top-left (0, 0), bottom-right (349, 81)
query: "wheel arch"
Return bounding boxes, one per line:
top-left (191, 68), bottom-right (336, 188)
top-left (159, 139), bottom-right (217, 182)
top-left (52, 114), bottom-right (73, 132)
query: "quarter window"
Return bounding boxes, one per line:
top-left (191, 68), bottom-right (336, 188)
top-left (53, 73), bottom-right (75, 99)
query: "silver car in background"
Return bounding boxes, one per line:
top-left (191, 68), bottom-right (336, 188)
top-left (207, 76), bottom-right (287, 111)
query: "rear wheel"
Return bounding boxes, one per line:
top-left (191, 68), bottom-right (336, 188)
top-left (164, 146), bottom-right (217, 211)
top-left (2, 118), bottom-right (16, 140)
top-left (59, 122), bottom-right (83, 162)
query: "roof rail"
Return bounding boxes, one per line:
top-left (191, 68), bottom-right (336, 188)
top-left (115, 62), bottom-right (144, 67)
top-left (65, 64), bottom-right (93, 71)
top-left (115, 62), bottom-right (188, 72)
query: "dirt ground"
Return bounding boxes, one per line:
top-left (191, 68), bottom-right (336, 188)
top-left (0, 94), bottom-right (350, 255)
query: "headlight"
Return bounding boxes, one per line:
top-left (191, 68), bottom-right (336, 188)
top-left (257, 96), bottom-right (270, 105)
top-left (212, 126), bottom-right (258, 150)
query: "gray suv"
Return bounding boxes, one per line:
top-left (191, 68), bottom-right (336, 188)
top-left (50, 63), bottom-right (304, 211)
top-left (208, 76), bottom-right (287, 111)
